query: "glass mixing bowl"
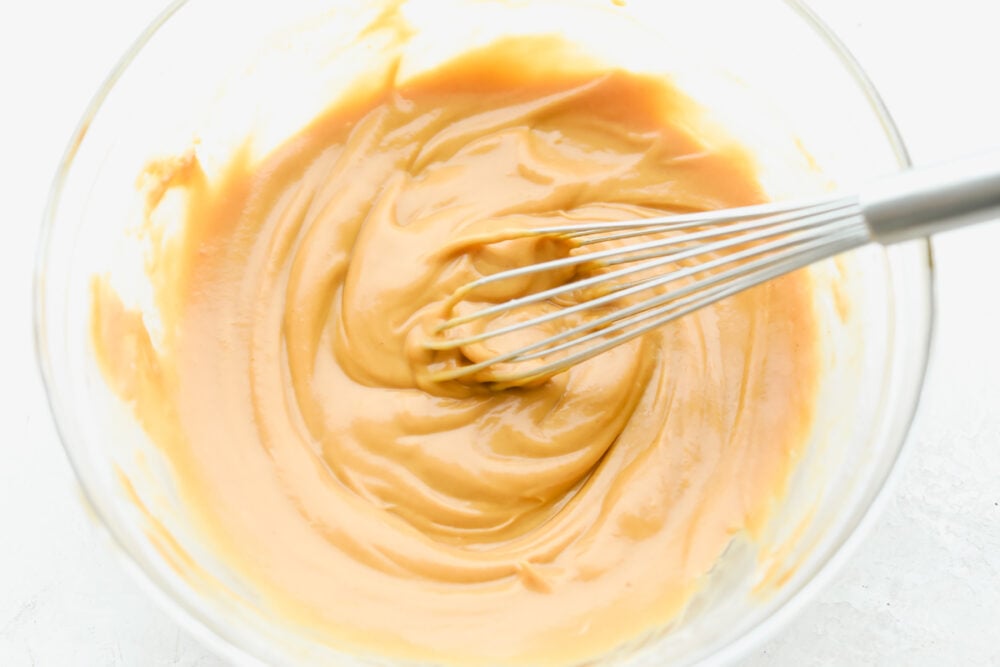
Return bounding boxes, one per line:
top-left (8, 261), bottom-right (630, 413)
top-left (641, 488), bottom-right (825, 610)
top-left (35, 0), bottom-right (932, 664)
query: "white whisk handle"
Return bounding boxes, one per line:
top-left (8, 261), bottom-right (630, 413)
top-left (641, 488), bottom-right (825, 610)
top-left (860, 150), bottom-right (1000, 244)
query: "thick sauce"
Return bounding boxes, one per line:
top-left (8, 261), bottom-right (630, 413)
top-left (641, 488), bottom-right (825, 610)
top-left (92, 39), bottom-right (819, 665)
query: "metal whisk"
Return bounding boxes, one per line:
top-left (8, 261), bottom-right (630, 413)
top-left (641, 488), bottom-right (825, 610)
top-left (425, 152), bottom-right (1000, 385)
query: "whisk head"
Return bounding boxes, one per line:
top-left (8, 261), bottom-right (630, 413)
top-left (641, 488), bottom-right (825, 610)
top-left (423, 196), bottom-right (872, 387)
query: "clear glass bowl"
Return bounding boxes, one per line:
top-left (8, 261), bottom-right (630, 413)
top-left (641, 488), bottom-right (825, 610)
top-left (34, 1), bottom-right (933, 665)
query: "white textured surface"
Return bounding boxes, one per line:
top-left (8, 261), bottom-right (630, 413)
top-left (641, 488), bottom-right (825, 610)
top-left (2, 1), bottom-right (999, 665)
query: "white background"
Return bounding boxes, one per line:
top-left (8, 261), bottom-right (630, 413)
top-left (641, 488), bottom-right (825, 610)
top-left (2, 1), bottom-right (999, 665)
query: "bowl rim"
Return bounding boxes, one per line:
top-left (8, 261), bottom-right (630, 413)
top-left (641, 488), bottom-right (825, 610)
top-left (32, 1), bottom-right (935, 665)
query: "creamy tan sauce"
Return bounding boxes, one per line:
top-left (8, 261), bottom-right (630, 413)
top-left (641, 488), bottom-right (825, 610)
top-left (92, 39), bottom-right (819, 666)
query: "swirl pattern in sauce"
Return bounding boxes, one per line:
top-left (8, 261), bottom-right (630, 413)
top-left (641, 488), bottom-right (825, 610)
top-left (92, 40), bottom-right (819, 666)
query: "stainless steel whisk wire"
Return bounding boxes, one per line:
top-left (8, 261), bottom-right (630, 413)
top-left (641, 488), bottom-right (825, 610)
top-left (425, 152), bottom-right (1000, 384)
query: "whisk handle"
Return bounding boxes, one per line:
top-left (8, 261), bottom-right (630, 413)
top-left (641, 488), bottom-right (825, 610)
top-left (861, 151), bottom-right (1000, 244)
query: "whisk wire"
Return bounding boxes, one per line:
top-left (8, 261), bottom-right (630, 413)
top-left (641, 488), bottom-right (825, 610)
top-left (505, 222), bottom-right (869, 365)
top-left (433, 199), bottom-right (863, 339)
top-left (572, 197), bottom-right (853, 246)
top-left (425, 198), bottom-right (869, 387)
top-left (427, 223), bottom-right (866, 384)
top-left (484, 233), bottom-right (865, 385)
top-left (450, 199), bottom-right (858, 311)
top-left (525, 194), bottom-right (845, 238)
